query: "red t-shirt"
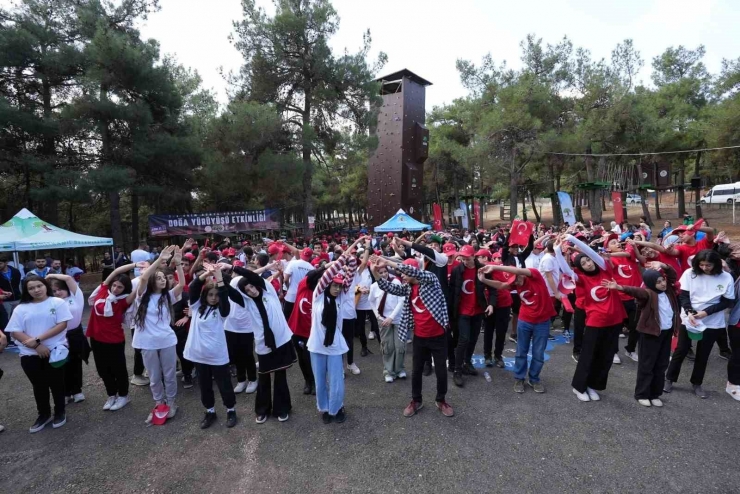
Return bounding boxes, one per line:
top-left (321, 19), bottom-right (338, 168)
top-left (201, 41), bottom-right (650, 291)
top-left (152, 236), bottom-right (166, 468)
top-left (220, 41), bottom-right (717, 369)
top-left (611, 246), bottom-right (643, 301)
top-left (674, 238), bottom-right (712, 270)
top-left (287, 278), bottom-right (312, 338)
top-left (517, 269), bottom-right (556, 324)
top-left (85, 283), bottom-right (131, 344)
top-left (410, 283), bottom-right (445, 338)
top-left (655, 251), bottom-right (682, 280)
top-left (458, 267), bottom-right (483, 316)
top-left (576, 263), bottom-right (627, 327)
top-left (489, 264), bottom-right (513, 308)
top-left (447, 261), bottom-right (460, 282)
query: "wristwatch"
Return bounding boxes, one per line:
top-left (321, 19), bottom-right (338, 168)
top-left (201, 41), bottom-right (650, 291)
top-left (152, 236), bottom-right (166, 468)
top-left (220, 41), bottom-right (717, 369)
top-left (35, 338), bottom-right (41, 346)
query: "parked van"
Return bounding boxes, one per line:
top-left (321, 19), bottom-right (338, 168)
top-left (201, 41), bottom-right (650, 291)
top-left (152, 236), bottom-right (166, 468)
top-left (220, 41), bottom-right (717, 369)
top-left (700, 182), bottom-right (740, 204)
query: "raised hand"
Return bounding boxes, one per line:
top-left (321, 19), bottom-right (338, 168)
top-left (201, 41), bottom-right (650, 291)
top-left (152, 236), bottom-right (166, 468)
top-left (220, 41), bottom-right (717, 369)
top-left (601, 279), bottom-right (620, 290)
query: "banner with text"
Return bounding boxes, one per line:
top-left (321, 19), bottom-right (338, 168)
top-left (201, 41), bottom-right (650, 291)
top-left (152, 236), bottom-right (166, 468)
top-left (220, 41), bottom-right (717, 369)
top-left (556, 192), bottom-right (577, 226)
top-left (149, 210), bottom-right (280, 237)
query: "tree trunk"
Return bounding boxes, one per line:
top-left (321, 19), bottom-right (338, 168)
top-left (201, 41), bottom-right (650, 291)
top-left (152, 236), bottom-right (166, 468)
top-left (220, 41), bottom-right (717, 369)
top-left (520, 191), bottom-right (527, 221)
top-left (131, 192), bottom-right (140, 245)
top-left (635, 159), bottom-right (652, 225)
top-left (100, 83), bottom-right (123, 247)
top-left (694, 151), bottom-right (703, 219)
top-left (509, 173), bottom-right (518, 220)
top-left (548, 157), bottom-right (560, 224)
top-left (677, 156), bottom-right (686, 217)
top-left (529, 190), bottom-right (541, 223)
top-left (40, 75), bottom-right (59, 226)
top-left (301, 90), bottom-right (313, 233)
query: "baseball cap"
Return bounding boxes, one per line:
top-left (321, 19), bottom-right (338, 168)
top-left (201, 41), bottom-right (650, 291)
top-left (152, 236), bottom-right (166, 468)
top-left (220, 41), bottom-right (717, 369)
top-left (233, 260), bottom-right (245, 267)
top-left (268, 243), bottom-right (282, 255)
top-left (49, 346), bottom-right (69, 368)
top-left (311, 257), bottom-right (323, 267)
top-left (150, 403), bottom-right (170, 426)
top-left (475, 249), bottom-right (491, 258)
top-left (459, 245), bottom-right (475, 257)
top-left (442, 243), bottom-right (457, 254)
top-left (331, 273), bottom-right (345, 284)
top-left (386, 233), bottom-right (394, 238)
top-left (402, 258), bottom-right (419, 269)
top-left (430, 234), bottom-right (443, 244)
top-left (300, 248), bottom-right (313, 260)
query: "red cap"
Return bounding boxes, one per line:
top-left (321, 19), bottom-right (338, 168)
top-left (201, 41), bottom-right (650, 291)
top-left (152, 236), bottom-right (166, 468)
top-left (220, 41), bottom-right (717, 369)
top-left (386, 233), bottom-right (394, 238)
top-left (300, 248), bottom-right (313, 260)
top-left (402, 258), bottom-right (419, 269)
top-left (268, 243), bottom-right (282, 255)
top-left (225, 247), bottom-right (236, 256)
top-left (183, 253), bottom-right (196, 261)
top-left (233, 260), bottom-right (245, 267)
top-left (459, 245), bottom-right (476, 257)
top-left (475, 249), bottom-right (491, 258)
top-left (491, 251), bottom-right (502, 258)
top-left (605, 233), bottom-right (619, 244)
top-left (150, 404), bottom-right (170, 426)
top-left (311, 257), bottom-right (323, 267)
top-left (331, 273), bottom-right (345, 284)
top-left (374, 249), bottom-right (382, 256)
top-left (442, 243), bottom-right (457, 254)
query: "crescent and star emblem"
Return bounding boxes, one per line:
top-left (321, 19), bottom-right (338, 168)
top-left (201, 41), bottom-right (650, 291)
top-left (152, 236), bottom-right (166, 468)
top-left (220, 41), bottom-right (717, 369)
top-left (519, 290), bottom-right (534, 305)
top-left (462, 279), bottom-right (474, 295)
top-left (299, 298), bottom-right (311, 315)
top-left (617, 264), bottom-right (632, 278)
top-left (590, 286), bottom-right (608, 302)
top-left (411, 296), bottom-right (425, 313)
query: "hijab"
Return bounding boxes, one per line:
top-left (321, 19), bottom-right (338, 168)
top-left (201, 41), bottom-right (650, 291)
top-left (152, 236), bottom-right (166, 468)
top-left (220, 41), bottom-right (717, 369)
top-left (321, 291), bottom-right (338, 347)
top-left (574, 253), bottom-right (600, 276)
top-left (252, 288), bottom-right (276, 351)
top-left (642, 269), bottom-right (664, 293)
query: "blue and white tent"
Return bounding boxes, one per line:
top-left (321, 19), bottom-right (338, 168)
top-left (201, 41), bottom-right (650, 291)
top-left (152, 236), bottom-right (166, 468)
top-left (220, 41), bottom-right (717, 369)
top-left (374, 209), bottom-right (431, 232)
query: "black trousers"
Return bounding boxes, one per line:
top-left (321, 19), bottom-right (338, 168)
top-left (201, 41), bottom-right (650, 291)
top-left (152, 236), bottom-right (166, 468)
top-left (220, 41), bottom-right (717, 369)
top-left (729, 326), bottom-right (740, 385)
top-left (196, 363), bottom-right (236, 409)
top-left (292, 335), bottom-right (314, 385)
top-left (355, 309), bottom-right (379, 346)
top-left (21, 355), bottom-right (66, 417)
top-left (572, 325), bottom-right (621, 393)
top-left (573, 307), bottom-right (586, 354)
top-left (130, 326), bottom-right (145, 376)
top-left (455, 314), bottom-right (483, 371)
top-left (91, 338), bottom-right (129, 397)
top-left (622, 300), bottom-right (639, 353)
top-left (174, 326), bottom-right (194, 378)
top-left (283, 301), bottom-right (295, 321)
top-left (225, 331), bottom-right (257, 383)
top-left (666, 326), bottom-right (724, 385)
top-left (255, 369), bottom-right (291, 416)
top-left (342, 319), bottom-right (357, 365)
top-left (64, 327), bottom-right (88, 396)
top-left (412, 334), bottom-right (448, 403)
top-left (484, 306), bottom-right (510, 359)
top-left (635, 330), bottom-right (672, 400)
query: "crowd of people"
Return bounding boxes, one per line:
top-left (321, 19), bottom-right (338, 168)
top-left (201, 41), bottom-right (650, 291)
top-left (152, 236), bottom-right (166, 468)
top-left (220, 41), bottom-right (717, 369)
top-left (1, 215), bottom-right (739, 434)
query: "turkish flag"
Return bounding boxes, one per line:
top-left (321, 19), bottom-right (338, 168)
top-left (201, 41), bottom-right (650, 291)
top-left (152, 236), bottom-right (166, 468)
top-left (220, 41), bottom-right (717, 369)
top-left (611, 191), bottom-right (624, 225)
top-left (432, 203), bottom-right (443, 231)
top-left (509, 219), bottom-right (534, 246)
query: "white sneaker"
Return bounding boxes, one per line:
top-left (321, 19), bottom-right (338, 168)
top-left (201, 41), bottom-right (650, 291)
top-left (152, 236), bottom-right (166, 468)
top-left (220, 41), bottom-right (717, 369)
top-left (368, 332), bottom-right (375, 340)
top-left (650, 399), bottom-right (664, 407)
top-left (347, 363), bottom-right (361, 375)
top-left (619, 333), bottom-right (626, 339)
top-left (110, 395), bottom-right (130, 411)
top-left (384, 375), bottom-right (394, 383)
top-left (176, 369), bottom-right (183, 377)
top-left (73, 393), bottom-right (85, 403)
top-left (726, 383), bottom-right (740, 401)
top-left (638, 399), bottom-right (652, 407)
top-left (234, 381), bottom-right (248, 393)
top-left (130, 375), bottom-right (150, 386)
top-left (245, 381), bottom-right (258, 394)
top-left (397, 370), bottom-right (407, 379)
top-left (167, 403), bottom-right (178, 419)
top-left (103, 396), bottom-right (117, 411)
top-left (586, 388), bottom-right (601, 401)
top-left (613, 354), bottom-right (622, 365)
top-left (573, 388), bottom-right (591, 402)
top-left (625, 350), bottom-right (638, 362)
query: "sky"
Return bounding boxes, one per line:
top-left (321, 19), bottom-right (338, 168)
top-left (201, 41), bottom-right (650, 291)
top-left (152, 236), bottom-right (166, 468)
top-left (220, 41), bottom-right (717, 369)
top-left (134, 0), bottom-right (740, 111)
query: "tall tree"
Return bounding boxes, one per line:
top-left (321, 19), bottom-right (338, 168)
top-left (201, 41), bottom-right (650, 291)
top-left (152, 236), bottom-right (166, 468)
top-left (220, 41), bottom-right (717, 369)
top-left (231, 0), bottom-right (385, 231)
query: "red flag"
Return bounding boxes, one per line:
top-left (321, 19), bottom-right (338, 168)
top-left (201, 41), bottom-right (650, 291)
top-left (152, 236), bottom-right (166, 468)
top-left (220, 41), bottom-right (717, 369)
top-left (560, 295), bottom-right (574, 313)
top-left (509, 219), bottom-right (534, 246)
top-left (432, 203), bottom-right (443, 231)
top-left (611, 191), bottom-right (624, 225)
top-left (473, 200), bottom-right (480, 228)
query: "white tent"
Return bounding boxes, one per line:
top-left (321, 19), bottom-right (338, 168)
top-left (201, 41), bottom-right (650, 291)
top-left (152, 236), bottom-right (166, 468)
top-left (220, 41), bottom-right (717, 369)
top-left (0, 208), bottom-right (113, 252)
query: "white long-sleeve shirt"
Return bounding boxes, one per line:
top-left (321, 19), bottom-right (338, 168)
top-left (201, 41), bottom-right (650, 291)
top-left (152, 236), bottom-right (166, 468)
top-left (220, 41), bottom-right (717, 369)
top-left (369, 278), bottom-right (404, 325)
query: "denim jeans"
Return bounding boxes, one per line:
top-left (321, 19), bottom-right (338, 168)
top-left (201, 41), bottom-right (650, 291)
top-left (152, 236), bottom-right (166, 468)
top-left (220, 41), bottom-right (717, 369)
top-left (514, 320), bottom-right (550, 383)
top-left (310, 352), bottom-right (345, 415)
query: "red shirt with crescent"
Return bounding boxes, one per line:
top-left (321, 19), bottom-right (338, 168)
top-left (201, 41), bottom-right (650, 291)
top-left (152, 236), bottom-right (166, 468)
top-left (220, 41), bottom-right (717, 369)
top-left (459, 267), bottom-right (483, 316)
top-left (410, 283), bottom-right (445, 338)
top-left (85, 283), bottom-right (131, 344)
top-left (575, 263), bottom-right (626, 327)
top-left (287, 278), bottom-right (312, 338)
top-left (610, 245), bottom-right (642, 301)
top-left (491, 267), bottom-right (513, 308)
top-left (447, 260), bottom-right (460, 282)
top-left (517, 269), bottom-right (556, 324)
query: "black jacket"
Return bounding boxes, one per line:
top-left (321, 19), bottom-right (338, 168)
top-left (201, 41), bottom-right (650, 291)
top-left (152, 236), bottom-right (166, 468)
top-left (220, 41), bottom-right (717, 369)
top-left (502, 234), bottom-right (534, 268)
top-left (449, 260), bottom-right (497, 318)
top-left (411, 243), bottom-right (450, 301)
top-left (0, 266), bottom-right (22, 302)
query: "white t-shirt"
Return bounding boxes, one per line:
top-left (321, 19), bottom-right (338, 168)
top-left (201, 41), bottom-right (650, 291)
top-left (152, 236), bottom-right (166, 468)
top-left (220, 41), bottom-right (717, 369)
top-left (355, 269), bottom-right (374, 310)
top-left (525, 251), bottom-right (544, 270)
top-left (678, 268), bottom-right (735, 328)
top-left (131, 249), bottom-right (150, 277)
top-left (131, 289), bottom-right (179, 350)
top-left (184, 299), bottom-right (229, 366)
top-left (6, 297), bottom-right (73, 357)
top-left (241, 283), bottom-right (292, 355)
top-left (284, 259), bottom-right (314, 303)
top-left (65, 266), bottom-right (84, 279)
top-left (341, 274), bottom-right (358, 320)
top-left (62, 288), bottom-right (85, 330)
top-left (538, 253), bottom-right (560, 297)
top-left (223, 276), bottom-right (253, 334)
top-left (308, 288), bottom-right (349, 356)
top-left (369, 278), bottom-right (404, 325)
top-left (657, 292), bottom-right (674, 330)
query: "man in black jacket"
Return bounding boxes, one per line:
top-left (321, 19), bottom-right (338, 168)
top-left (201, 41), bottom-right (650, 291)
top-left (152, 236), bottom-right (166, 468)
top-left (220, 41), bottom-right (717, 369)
top-left (501, 234), bottom-right (535, 344)
top-left (449, 245), bottom-right (496, 387)
top-left (0, 255), bottom-right (22, 323)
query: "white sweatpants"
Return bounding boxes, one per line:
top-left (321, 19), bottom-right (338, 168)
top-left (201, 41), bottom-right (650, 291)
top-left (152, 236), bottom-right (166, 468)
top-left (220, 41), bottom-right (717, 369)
top-left (141, 345), bottom-right (178, 404)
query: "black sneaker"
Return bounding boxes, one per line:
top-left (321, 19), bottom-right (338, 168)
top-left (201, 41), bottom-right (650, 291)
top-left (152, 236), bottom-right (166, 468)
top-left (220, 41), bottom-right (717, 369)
top-left (52, 413), bottom-right (66, 429)
top-left (484, 357), bottom-right (494, 367)
top-left (687, 348), bottom-right (695, 361)
top-left (453, 372), bottom-right (464, 387)
top-left (360, 347), bottom-right (369, 357)
top-left (494, 357), bottom-right (505, 368)
top-left (226, 410), bottom-right (237, 428)
top-left (334, 407), bottom-right (346, 424)
top-left (719, 350), bottom-right (732, 361)
top-left (422, 361), bottom-right (433, 376)
top-left (183, 375), bottom-right (194, 389)
top-left (255, 414), bottom-right (267, 424)
top-left (322, 412), bottom-right (332, 424)
top-left (200, 411), bottom-right (217, 429)
top-left (548, 333), bottom-right (556, 341)
top-left (447, 363), bottom-right (455, 373)
top-left (572, 353), bottom-right (580, 363)
top-left (29, 415), bottom-right (52, 434)
top-left (303, 382), bottom-right (312, 395)
top-left (508, 335), bottom-right (518, 344)
top-left (463, 363), bottom-right (478, 376)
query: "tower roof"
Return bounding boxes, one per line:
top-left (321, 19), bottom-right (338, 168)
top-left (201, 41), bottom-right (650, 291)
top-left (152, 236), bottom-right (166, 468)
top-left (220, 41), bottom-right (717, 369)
top-left (374, 69), bottom-right (432, 87)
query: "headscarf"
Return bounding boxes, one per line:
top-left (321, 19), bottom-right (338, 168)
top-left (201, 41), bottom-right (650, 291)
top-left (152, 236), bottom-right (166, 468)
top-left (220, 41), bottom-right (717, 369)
top-left (321, 292), bottom-right (339, 347)
top-left (252, 289), bottom-right (276, 351)
top-left (642, 269), bottom-right (664, 293)
top-left (574, 253), bottom-right (600, 276)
